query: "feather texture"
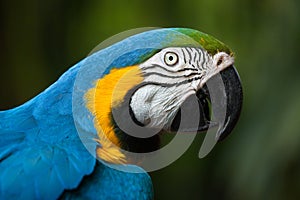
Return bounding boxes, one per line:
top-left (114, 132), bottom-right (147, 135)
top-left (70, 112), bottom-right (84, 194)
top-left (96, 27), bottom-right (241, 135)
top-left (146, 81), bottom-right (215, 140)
top-left (61, 162), bottom-right (153, 200)
top-left (0, 66), bottom-right (95, 199)
top-left (0, 28), bottom-right (230, 199)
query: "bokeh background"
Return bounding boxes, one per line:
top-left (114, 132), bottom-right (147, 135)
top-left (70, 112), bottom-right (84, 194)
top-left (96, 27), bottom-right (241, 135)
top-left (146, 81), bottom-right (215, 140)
top-left (1, 0), bottom-right (299, 199)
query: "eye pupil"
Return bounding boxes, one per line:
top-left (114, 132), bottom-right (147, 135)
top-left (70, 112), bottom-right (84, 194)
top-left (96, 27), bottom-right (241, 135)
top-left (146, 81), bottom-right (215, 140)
top-left (169, 56), bottom-right (173, 61)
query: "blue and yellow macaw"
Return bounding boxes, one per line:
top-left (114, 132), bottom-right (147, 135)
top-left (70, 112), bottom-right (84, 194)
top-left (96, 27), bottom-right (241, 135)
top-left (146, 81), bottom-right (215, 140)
top-left (0, 28), bottom-right (243, 199)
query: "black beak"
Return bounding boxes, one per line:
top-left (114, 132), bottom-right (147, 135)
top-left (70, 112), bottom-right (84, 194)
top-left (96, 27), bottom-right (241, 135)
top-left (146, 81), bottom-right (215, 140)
top-left (170, 65), bottom-right (243, 141)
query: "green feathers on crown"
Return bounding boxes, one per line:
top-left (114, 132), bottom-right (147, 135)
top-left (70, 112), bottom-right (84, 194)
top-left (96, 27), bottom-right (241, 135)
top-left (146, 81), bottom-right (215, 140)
top-left (109, 28), bottom-right (233, 68)
top-left (174, 28), bottom-right (233, 56)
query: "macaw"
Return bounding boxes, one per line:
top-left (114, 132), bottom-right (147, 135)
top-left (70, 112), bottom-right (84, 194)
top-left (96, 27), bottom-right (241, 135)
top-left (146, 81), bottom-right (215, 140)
top-left (0, 28), bottom-right (243, 199)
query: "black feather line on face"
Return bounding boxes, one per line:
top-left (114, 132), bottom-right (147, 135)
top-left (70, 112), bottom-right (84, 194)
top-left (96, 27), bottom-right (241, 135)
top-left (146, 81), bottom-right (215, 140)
top-left (110, 83), bottom-right (161, 153)
top-left (143, 71), bottom-right (200, 79)
top-left (142, 64), bottom-right (199, 73)
top-left (141, 76), bottom-right (203, 88)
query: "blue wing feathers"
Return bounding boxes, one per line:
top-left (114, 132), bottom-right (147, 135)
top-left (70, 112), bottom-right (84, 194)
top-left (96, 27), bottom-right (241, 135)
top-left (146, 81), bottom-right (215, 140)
top-left (61, 163), bottom-right (154, 200)
top-left (0, 61), bottom-right (154, 199)
top-left (0, 64), bottom-right (96, 199)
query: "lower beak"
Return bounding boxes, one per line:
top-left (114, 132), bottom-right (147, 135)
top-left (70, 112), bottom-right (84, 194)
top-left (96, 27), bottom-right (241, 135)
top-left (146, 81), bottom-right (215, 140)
top-left (170, 65), bottom-right (243, 141)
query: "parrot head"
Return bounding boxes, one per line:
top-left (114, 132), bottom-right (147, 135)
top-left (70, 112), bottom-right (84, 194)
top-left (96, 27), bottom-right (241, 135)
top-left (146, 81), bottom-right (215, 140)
top-left (82, 28), bottom-right (243, 164)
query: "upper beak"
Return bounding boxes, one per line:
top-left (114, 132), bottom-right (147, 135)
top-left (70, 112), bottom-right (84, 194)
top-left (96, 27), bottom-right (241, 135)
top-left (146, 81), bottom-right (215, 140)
top-left (170, 65), bottom-right (243, 141)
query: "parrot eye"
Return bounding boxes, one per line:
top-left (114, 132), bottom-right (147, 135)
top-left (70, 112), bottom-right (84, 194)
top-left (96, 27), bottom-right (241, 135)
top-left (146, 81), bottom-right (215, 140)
top-left (164, 52), bottom-right (179, 66)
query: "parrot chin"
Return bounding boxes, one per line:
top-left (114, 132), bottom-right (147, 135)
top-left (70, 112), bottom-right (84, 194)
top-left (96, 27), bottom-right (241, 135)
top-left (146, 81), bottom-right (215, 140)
top-left (170, 65), bottom-right (243, 141)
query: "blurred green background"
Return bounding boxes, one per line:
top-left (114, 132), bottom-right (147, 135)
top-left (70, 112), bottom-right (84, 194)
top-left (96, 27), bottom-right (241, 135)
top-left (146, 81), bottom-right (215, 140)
top-left (1, 0), bottom-right (299, 199)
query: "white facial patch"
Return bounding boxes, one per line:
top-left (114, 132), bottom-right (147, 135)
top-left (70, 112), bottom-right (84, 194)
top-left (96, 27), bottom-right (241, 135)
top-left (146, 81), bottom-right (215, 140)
top-left (130, 84), bottom-right (196, 129)
top-left (130, 47), bottom-right (234, 129)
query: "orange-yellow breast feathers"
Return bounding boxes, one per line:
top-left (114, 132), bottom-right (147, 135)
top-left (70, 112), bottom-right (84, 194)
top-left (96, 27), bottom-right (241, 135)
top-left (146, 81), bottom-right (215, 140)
top-left (85, 65), bottom-right (143, 164)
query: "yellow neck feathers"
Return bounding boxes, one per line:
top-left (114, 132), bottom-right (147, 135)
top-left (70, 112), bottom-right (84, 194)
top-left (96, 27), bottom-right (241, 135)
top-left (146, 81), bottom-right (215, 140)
top-left (85, 65), bottom-right (143, 164)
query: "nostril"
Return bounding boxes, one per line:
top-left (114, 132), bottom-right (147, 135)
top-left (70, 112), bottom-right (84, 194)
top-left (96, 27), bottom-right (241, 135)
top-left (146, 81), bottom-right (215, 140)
top-left (217, 57), bottom-right (223, 66)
